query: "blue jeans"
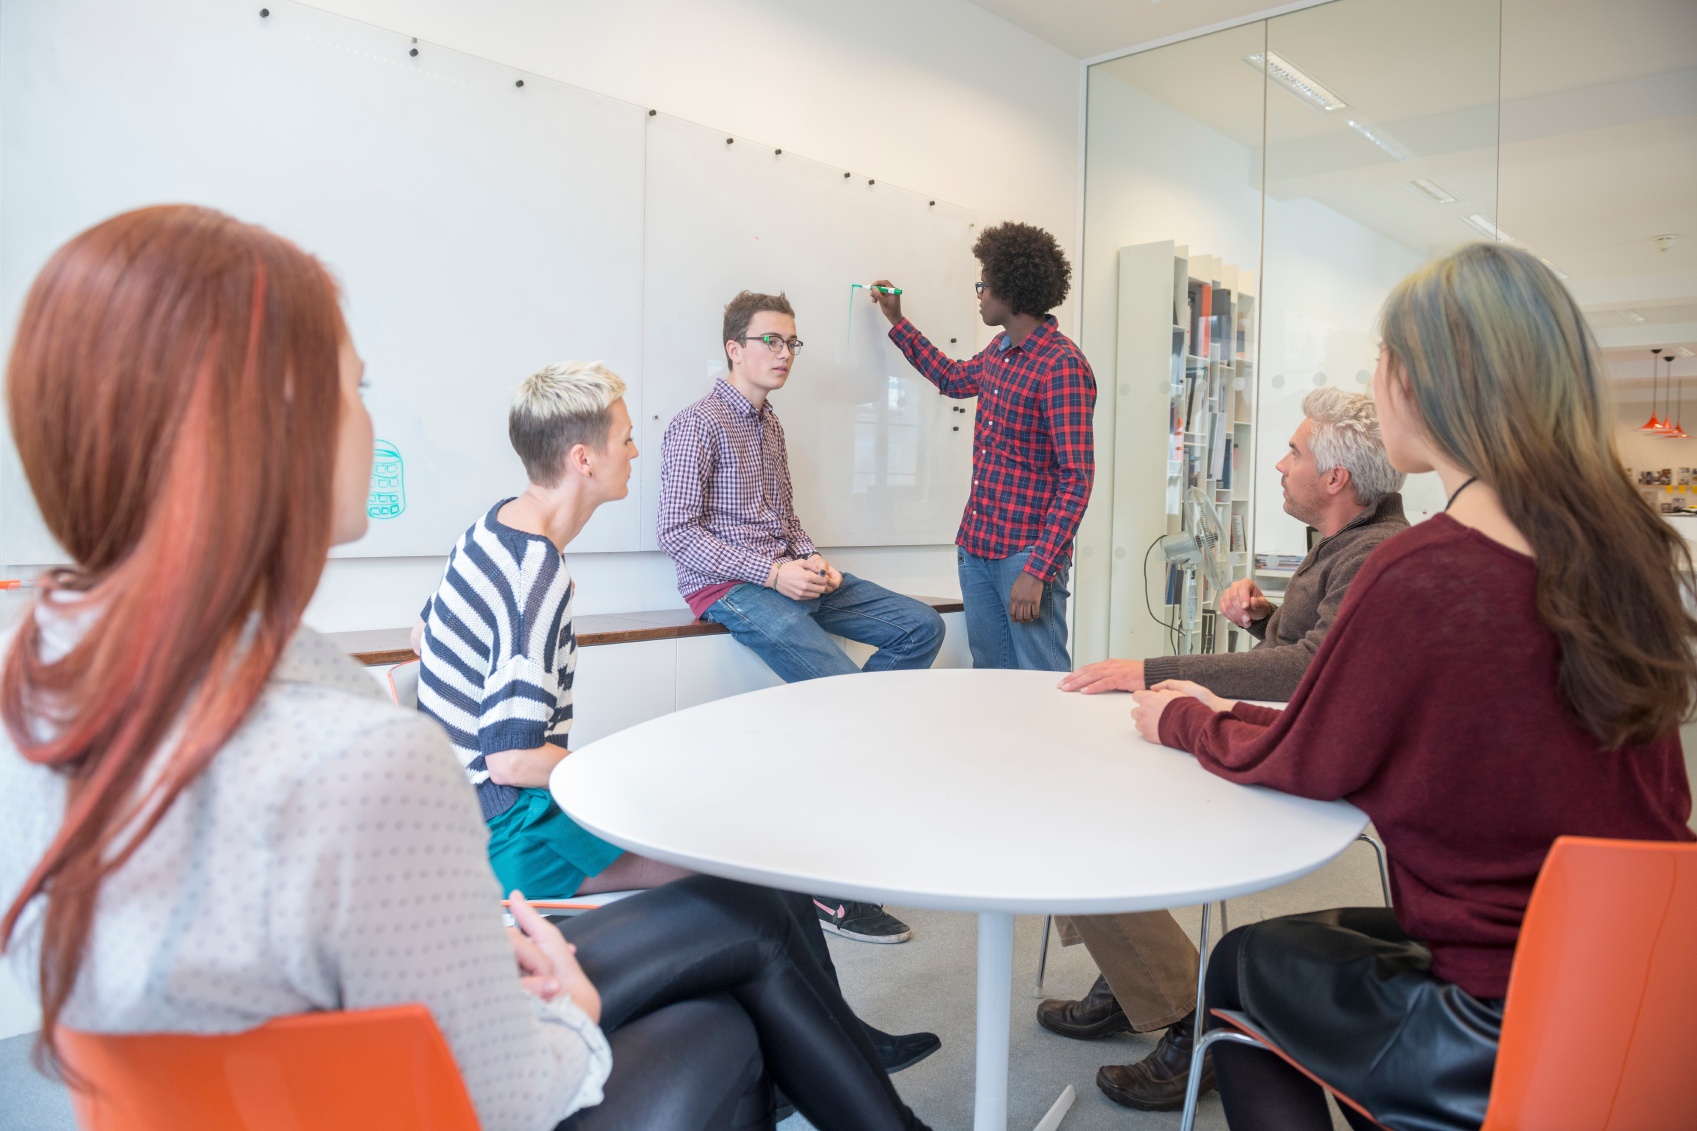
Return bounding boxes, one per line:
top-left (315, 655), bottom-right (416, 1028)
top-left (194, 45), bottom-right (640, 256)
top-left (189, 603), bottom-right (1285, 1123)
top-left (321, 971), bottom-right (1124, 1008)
top-left (957, 547), bottom-right (1071, 671)
top-left (702, 573), bottom-right (945, 683)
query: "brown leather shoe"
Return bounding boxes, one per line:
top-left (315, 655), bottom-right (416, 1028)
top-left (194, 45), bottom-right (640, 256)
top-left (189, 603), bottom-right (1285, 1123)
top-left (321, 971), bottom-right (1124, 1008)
top-left (1036, 975), bottom-right (1132, 1040)
top-left (1095, 1009), bottom-right (1216, 1111)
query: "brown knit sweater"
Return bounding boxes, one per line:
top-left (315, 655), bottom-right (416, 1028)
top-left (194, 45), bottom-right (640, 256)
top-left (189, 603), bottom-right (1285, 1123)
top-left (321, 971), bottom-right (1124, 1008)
top-left (1142, 494), bottom-right (1408, 701)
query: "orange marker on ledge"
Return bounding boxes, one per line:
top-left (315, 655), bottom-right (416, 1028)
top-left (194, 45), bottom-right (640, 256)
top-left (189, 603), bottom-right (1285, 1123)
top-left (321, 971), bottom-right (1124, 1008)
top-left (0, 580), bottom-right (37, 590)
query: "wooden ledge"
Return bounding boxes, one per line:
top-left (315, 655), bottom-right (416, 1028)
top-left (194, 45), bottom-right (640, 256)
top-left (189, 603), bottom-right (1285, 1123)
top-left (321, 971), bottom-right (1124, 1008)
top-left (329, 595), bottom-right (966, 666)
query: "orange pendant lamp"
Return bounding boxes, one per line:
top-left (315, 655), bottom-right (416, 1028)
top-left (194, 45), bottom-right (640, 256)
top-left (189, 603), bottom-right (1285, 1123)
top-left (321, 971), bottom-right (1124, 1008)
top-left (1663, 352), bottom-right (1688, 439)
top-left (1640, 348), bottom-right (1669, 432)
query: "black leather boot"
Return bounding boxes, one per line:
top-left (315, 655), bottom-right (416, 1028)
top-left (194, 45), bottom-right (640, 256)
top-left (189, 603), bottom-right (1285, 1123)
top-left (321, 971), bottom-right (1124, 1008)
top-left (1036, 974), bottom-right (1132, 1039)
top-left (1095, 1008), bottom-right (1216, 1111)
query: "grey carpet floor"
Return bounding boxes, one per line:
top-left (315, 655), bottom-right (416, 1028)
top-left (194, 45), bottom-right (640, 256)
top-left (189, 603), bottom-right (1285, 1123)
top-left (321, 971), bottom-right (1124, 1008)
top-left (1, 836), bottom-right (1383, 1131)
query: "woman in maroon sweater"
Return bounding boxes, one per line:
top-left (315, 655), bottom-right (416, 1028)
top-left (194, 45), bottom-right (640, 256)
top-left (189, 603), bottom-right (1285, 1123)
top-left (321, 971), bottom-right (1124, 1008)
top-left (1132, 243), bottom-right (1695, 1131)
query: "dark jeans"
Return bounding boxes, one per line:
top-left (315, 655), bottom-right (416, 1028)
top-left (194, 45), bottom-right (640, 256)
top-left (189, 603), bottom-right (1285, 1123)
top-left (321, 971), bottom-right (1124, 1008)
top-left (555, 877), bottom-right (926, 1131)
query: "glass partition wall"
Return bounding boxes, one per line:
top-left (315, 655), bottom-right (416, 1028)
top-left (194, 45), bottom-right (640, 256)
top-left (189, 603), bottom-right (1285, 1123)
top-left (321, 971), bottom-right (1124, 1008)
top-left (1074, 0), bottom-right (1501, 667)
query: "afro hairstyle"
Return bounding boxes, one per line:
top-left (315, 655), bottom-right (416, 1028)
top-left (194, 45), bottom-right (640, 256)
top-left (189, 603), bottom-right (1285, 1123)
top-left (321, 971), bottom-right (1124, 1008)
top-left (972, 222), bottom-right (1071, 317)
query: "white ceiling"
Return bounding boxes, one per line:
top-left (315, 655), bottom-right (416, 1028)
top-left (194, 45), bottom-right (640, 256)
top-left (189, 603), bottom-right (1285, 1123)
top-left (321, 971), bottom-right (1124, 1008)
top-left (965, 0), bottom-right (1697, 381)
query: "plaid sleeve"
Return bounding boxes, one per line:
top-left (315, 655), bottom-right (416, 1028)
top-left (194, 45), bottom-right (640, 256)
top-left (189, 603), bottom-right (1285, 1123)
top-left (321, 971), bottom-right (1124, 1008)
top-left (1025, 352), bottom-right (1097, 582)
top-left (769, 418), bottom-right (817, 559)
top-left (889, 318), bottom-right (984, 397)
top-left (657, 411), bottom-right (781, 585)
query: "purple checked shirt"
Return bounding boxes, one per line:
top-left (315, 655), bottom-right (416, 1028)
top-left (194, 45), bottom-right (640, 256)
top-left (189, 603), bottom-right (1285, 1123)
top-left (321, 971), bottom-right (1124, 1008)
top-left (658, 377), bottom-right (817, 605)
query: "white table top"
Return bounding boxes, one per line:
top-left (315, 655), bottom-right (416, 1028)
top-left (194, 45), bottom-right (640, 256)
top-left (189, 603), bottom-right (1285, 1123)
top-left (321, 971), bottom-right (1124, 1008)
top-left (552, 669), bottom-right (1366, 915)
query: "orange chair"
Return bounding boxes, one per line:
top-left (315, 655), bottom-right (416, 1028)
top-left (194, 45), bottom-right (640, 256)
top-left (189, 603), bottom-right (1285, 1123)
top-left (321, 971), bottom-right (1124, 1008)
top-left (1178, 835), bottom-right (1697, 1131)
top-left (60, 1004), bottom-right (480, 1131)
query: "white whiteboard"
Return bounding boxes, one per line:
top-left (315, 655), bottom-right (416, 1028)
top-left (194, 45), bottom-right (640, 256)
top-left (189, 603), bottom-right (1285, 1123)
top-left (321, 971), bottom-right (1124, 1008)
top-left (0, 0), bottom-right (646, 559)
top-left (641, 114), bottom-right (979, 548)
top-left (0, 0), bottom-right (978, 564)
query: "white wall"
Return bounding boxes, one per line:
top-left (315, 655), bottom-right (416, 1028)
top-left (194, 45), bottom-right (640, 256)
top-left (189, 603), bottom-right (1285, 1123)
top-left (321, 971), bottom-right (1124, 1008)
top-left (0, 0), bottom-right (1081, 631)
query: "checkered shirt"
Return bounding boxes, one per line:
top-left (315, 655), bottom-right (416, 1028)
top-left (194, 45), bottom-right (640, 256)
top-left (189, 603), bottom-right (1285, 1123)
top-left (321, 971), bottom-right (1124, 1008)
top-left (889, 315), bottom-right (1096, 581)
top-left (658, 377), bottom-right (817, 595)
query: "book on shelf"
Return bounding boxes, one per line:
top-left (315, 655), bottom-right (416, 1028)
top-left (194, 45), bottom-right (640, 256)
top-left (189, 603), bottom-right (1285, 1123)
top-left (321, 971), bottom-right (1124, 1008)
top-left (1164, 563), bottom-right (1182, 606)
top-left (1230, 514), bottom-right (1245, 552)
top-left (1209, 416), bottom-right (1229, 481)
top-left (1254, 552), bottom-right (1306, 570)
top-left (1219, 437), bottom-right (1234, 490)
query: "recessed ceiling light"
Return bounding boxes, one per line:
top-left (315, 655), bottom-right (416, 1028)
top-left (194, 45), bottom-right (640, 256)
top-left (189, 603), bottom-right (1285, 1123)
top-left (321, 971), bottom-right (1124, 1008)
top-left (1460, 213), bottom-right (1513, 242)
top-left (1243, 51), bottom-right (1348, 113)
top-left (1676, 347), bottom-right (1695, 358)
top-left (1537, 257), bottom-right (1569, 279)
top-left (1347, 119), bottom-right (1412, 161)
top-left (1407, 178), bottom-right (1457, 204)
top-left (1621, 309), bottom-right (1647, 323)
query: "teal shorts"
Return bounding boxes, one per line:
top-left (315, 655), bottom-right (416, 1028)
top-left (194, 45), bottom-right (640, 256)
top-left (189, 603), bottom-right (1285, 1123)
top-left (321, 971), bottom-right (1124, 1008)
top-left (485, 787), bottom-right (624, 899)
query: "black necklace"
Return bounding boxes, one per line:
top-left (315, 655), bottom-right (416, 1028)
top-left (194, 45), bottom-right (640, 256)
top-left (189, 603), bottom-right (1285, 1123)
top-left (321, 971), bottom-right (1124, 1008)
top-left (1444, 476), bottom-right (1479, 512)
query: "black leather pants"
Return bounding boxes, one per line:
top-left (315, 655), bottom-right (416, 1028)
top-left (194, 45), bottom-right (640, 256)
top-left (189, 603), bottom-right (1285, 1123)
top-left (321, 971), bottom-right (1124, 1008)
top-left (1205, 908), bottom-right (1503, 1131)
top-left (556, 876), bottom-right (927, 1131)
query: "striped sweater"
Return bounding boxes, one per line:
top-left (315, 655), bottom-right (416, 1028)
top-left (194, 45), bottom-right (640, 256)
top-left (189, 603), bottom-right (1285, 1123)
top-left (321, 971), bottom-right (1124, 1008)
top-left (418, 501), bottom-right (576, 820)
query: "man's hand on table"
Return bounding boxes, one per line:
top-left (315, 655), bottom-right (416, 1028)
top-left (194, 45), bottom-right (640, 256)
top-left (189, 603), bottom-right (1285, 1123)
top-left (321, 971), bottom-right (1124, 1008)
top-left (1218, 577), bottom-right (1273, 628)
top-left (1058, 658), bottom-right (1144, 694)
top-left (1130, 680), bottom-right (1238, 744)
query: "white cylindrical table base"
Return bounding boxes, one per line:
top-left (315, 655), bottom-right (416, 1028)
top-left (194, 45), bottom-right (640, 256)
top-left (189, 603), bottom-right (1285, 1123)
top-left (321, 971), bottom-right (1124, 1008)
top-left (975, 911), bottom-right (1015, 1131)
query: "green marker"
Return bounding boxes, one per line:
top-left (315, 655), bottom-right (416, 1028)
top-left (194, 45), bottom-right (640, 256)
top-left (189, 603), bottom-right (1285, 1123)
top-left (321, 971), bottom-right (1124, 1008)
top-left (852, 283), bottom-right (902, 295)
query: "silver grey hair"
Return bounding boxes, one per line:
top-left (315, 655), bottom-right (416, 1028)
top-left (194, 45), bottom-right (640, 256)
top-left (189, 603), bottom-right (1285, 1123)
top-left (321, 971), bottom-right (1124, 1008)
top-left (1301, 386), bottom-right (1405, 506)
top-left (509, 361), bottom-right (627, 487)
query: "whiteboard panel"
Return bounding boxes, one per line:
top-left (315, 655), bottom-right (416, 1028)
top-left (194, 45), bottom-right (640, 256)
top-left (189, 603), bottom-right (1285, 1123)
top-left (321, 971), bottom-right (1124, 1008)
top-left (640, 114), bottom-right (979, 550)
top-left (0, 0), bottom-right (646, 560)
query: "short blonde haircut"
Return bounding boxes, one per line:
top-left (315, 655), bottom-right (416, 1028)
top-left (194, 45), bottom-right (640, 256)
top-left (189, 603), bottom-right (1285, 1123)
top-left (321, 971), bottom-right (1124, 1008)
top-left (509, 361), bottom-right (627, 487)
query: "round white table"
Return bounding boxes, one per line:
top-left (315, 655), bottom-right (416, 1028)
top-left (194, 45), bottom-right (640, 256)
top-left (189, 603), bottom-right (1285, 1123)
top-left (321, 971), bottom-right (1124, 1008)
top-left (552, 668), bottom-right (1366, 1131)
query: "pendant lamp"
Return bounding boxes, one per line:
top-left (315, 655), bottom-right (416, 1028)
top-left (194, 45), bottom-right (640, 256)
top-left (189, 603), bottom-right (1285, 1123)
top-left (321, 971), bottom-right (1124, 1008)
top-left (1665, 353), bottom-right (1689, 439)
top-left (1639, 348), bottom-right (1668, 432)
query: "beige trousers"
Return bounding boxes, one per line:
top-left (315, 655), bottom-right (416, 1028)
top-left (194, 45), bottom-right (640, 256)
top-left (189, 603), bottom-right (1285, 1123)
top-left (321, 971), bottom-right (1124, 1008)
top-left (1054, 911), bottom-right (1199, 1032)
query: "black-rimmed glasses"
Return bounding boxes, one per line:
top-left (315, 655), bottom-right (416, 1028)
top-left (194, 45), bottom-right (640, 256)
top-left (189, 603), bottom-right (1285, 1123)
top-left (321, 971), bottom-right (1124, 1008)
top-left (737, 334), bottom-right (804, 354)
top-left (974, 282), bottom-right (987, 296)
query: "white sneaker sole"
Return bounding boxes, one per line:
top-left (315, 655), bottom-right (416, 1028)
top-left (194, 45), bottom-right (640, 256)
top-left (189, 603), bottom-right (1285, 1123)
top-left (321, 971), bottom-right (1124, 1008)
top-left (818, 918), bottom-right (913, 944)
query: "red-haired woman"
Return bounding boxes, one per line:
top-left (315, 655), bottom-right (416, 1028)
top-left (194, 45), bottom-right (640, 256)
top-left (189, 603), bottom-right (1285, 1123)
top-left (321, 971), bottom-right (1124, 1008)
top-left (0, 206), bottom-right (929, 1131)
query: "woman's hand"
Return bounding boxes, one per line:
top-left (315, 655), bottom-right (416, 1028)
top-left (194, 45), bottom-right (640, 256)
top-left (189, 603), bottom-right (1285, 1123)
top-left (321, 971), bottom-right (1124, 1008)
top-left (1150, 679), bottom-right (1238, 714)
top-left (1130, 681), bottom-right (1237, 744)
top-left (1129, 689), bottom-right (1183, 743)
top-left (508, 892), bottom-right (602, 1024)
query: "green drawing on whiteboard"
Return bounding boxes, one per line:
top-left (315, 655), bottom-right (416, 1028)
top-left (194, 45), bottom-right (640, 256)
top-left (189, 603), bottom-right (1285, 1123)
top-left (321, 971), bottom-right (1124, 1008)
top-left (367, 440), bottom-right (406, 519)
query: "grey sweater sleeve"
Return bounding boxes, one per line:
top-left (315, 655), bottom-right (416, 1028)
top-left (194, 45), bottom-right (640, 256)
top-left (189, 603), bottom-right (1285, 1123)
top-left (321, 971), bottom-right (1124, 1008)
top-left (1142, 543), bottom-right (1378, 702)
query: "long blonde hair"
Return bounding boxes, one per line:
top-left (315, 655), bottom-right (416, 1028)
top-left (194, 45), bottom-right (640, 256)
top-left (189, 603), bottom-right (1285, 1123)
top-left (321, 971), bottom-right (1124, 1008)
top-left (1380, 242), bottom-right (1697, 749)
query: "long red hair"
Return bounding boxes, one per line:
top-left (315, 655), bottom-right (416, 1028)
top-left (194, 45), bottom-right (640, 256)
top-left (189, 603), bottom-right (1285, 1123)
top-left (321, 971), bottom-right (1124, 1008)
top-left (0, 206), bottom-right (346, 1072)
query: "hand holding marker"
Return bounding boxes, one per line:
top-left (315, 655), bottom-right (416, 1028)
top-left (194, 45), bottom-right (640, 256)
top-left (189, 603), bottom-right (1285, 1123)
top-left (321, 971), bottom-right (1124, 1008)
top-left (864, 279), bottom-right (904, 325)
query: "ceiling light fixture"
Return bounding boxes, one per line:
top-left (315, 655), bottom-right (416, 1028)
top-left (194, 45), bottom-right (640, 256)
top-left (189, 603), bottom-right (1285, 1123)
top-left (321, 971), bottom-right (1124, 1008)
top-left (1244, 51), bottom-right (1348, 113)
top-left (1640, 348), bottom-right (1669, 433)
top-left (1460, 213), bottom-right (1513, 242)
top-left (1621, 309), bottom-right (1647, 323)
top-left (1407, 178), bottom-right (1457, 204)
top-left (1347, 119), bottom-right (1412, 161)
top-left (1677, 347), bottom-right (1695, 358)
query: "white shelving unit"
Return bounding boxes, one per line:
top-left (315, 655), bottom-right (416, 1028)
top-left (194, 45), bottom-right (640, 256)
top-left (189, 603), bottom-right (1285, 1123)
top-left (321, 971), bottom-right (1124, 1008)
top-left (1076, 241), bottom-right (1257, 667)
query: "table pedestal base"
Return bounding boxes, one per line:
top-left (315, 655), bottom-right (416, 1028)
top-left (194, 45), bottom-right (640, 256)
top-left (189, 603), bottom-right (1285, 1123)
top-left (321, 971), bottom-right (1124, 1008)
top-left (975, 911), bottom-right (1014, 1131)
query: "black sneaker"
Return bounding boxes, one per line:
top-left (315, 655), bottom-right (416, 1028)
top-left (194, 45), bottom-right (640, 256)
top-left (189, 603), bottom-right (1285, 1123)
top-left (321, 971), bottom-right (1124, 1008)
top-left (813, 897), bottom-right (913, 943)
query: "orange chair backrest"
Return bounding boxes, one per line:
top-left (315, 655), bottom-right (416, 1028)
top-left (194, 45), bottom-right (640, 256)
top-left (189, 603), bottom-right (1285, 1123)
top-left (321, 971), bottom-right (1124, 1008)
top-left (60, 1004), bottom-right (481, 1131)
top-left (1482, 835), bottom-right (1697, 1131)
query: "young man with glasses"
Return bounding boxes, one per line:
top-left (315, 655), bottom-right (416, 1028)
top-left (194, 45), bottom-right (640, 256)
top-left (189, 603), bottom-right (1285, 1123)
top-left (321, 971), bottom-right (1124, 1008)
top-left (871, 221), bottom-right (1095, 671)
top-left (658, 289), bottom-right (946, 946)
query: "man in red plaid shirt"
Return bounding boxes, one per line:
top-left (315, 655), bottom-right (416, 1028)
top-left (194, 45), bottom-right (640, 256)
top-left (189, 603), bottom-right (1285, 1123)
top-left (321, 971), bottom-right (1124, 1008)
top-left (871, 222), bottom-right (1095, 671)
